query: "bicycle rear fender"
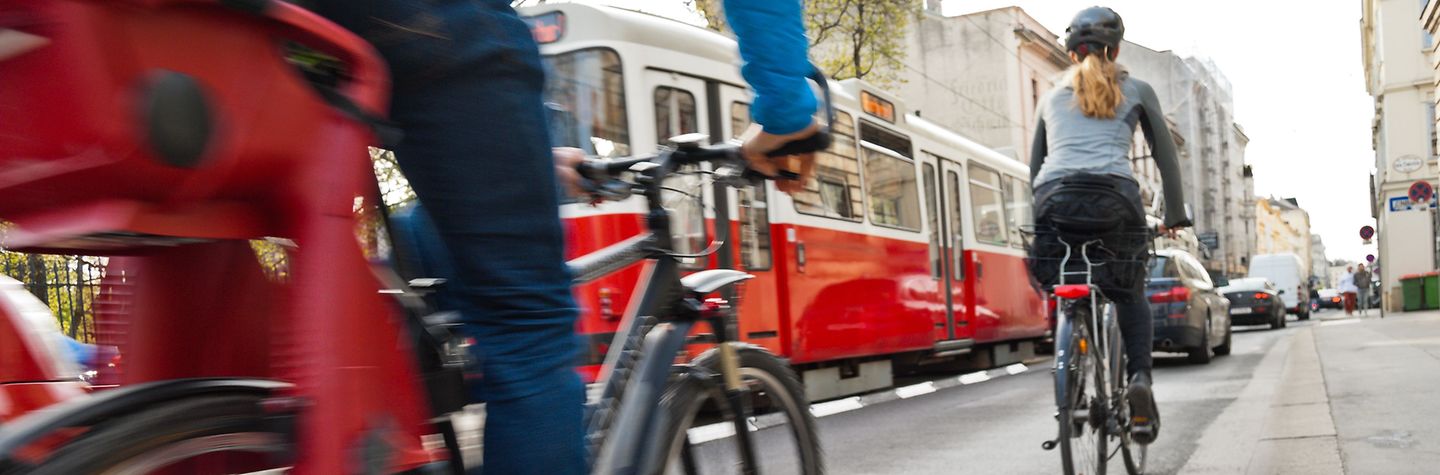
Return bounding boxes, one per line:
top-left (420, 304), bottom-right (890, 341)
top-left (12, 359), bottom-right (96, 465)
top-left (680, 269), bottom-right (754, 295)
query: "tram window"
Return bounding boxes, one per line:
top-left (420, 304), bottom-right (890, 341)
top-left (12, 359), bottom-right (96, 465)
top-left (859, 121), bottom-right (913, 158)
top-left (654, 87), bottom-right (698, 144)
top-left (793, 111), bottom-right (863, 221)
top-left (924, 163), bottom-right (942, 278)
top-left (731, 102), bottom-right (751, 139)
top-left (862, 145), bottom-right (921, 231)
top-left (1004, 176), bottom-right (1033, 249)
top-left (968, 164), bottom-right (1008, 245)
top-left (947, 170), bottom-right (966, 279)
top-left (541, 48), bottom-right (629, 158)
top-left (731, 101), bottom-right (772, 270)
top-left (653, 87), bottom-right (704, 266)
top-left (739, 185), bottom-right (772, 270)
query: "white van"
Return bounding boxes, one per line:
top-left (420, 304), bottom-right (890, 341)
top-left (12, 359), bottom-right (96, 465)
top-left (1248, 253), bottom-right (1310, 320)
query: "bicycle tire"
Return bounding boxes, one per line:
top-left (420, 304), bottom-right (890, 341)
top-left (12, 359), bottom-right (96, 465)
top-left (1059, 322), bottom-right (1107, 475)
top-left (653, 345), bottom-right (822, 475)
top-left (25, 394), bottom-right (290, 475)
top-left (1106, 304), bottom-right (1145, 475)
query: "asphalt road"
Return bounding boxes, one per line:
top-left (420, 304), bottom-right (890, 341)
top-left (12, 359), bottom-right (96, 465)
top-left (686, 311), bottom-right (1334, 474)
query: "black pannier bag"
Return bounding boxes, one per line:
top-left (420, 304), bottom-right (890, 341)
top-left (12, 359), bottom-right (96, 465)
top-left (1025, 174), bottom-right (1150, 302)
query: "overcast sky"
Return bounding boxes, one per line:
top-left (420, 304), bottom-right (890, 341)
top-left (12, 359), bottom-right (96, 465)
top-left (943, 1), bottom-right (1378, 263)
top-left (540, 0), bottom-right (1378, 262)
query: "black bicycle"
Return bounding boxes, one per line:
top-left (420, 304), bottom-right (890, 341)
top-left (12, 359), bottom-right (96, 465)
top-left (1036, 230), bottom-right (1150, 475)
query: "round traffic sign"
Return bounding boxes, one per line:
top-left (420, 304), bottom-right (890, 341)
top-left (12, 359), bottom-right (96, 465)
top-left (1367, 254), bottom-right (1376, 263)
top-left (1409, 180), bottom-right (1434, 204)
top-left (1360, 225), bottom-right (1375, 240)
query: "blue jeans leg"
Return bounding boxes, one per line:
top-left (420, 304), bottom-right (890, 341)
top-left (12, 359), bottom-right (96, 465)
top-left (309, 1), bottom-right (585, 473)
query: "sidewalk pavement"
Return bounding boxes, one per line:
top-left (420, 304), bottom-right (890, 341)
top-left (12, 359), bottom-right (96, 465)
top-left (1181, 310), bottom-right (1440, 474)
top-left (1315, 309), bottom-right (1440, 474)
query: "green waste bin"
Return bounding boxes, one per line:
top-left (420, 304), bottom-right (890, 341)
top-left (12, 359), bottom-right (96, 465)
top-left (1426, 273), bottom-right (1440, 310)
top-left (1403, 275), bottom-right (1425, 312)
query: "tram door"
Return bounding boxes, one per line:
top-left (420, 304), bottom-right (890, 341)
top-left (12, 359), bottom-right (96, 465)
top-left (931, 155), bottom-right (973, 342)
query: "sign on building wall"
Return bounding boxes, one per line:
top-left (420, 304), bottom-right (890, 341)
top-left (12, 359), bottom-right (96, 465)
top-left (1387, 195), bottom-right (1438, 212)
top-left (1393, 155), bottom-right (1424, 173)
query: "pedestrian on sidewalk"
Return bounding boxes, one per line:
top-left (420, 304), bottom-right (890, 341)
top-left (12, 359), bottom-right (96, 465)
top-left (1354, 264), bottom-right (1373, 316)
top-left (1339, 265), bottom-right (1358, 315)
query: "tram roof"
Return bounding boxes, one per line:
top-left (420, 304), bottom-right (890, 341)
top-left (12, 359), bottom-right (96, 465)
top-left (519, 3), bottom-right (740, 66)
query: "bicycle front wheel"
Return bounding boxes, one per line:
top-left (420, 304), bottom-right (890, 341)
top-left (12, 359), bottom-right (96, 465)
top-left (655, 345), bottom-right (822, 475)
top-left (1059, 325), bottom-right (1107, 475)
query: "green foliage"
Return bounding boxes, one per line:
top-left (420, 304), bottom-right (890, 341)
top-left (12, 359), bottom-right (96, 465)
top-left (690, 0), bottom-right (915, 91)
top-left (0, 249), bottom-right (105, 342)
top-left (806, 0), bottom-right (915, 90)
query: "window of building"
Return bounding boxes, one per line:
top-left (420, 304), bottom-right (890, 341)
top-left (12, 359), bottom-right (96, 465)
top-left (793, 111), bottom-right (864, 221)
top-left (924, 163), bottom-right (942, 278)
top-left (968, 164), bottom-right (1008, 245)
top-left (542, 48), bottom-right (630, 158)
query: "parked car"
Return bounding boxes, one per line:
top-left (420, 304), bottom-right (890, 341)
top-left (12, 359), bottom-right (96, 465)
top-left (1147, 249), bottom-right (1232, 364)
top-left (1316, 288), bottom-right (1343, 310)
top-left (1248, 253), bottom-right (1311, 320)
top-left (1219, 277), bottom-right (1287, 329)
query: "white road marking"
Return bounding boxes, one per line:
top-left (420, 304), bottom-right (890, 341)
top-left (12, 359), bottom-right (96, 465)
top-left (895, 381), bottom-right (937, 399)
top-left (1005, 363), bottom-right (1028, 375)
top-left (1321, 319), bottom-right (1362, 327)
top-left (959, 371), bottom-right (992, 385)
top-left (809, 396), bottom-right (863, 418)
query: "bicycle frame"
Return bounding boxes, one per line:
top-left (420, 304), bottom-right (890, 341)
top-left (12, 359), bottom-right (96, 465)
top-left (568, 147), bottom-right (762, 475)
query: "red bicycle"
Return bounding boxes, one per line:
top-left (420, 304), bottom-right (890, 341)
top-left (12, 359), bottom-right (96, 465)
top-left (0, 1), bottom-right (827, 473)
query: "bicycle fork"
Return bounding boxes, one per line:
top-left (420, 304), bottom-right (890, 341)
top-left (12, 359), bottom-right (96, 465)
top-left (707, 298), bottom-right (760, 475)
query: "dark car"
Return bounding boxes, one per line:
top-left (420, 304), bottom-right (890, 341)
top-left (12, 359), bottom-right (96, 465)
top-left (1146, 249), bottom-right (1232, 364)
top-left (1219, 277), bottom-right (1287, 329)
top-left (1316, 288), bottom-right (1343, 310)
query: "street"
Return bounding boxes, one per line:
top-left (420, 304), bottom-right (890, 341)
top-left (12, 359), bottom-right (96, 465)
top-left (685, 309), bottom-right (1440, 474)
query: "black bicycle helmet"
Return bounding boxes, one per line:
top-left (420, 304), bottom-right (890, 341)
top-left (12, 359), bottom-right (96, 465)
top-left (1064, 7), bottom-right (1124, 60)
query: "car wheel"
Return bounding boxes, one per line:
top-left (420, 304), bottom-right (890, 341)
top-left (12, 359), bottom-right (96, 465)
top-left (1188, 319), bottom-right (1213, 364)
top-left (1270, 307), bottom-right (1284, 330)
top-left (1214, 323), bottom-right (1232, 356)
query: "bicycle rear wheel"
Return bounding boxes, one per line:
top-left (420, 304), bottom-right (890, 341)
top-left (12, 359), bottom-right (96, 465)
top-left (22, 394), bottom-right (289, 475)
top-left (655, 345), bottom-right (822, 475)
top-left (1059, 323), bottom-right (1107, 475)
top-left (1105, 305), bottom-right (1146, 475)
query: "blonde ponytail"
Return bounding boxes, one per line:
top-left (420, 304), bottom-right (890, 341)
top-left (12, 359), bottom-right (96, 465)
top-left (1072, 53), bottom-right (1124, 119)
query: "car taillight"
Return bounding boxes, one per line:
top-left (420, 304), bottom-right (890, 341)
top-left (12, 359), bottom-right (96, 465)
top-left (1149, 286), bottom-right (1191, 303)
top-left (1254, 293), bottom-right (1270, 300)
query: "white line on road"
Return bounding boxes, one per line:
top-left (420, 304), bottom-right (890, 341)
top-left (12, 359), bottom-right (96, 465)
top-left (1005, 363), bottom-right (1028, 375)
top-left (809, 396), bottom-right (864, 418)
top-left (1321, 319), bottom-right (1363, 327)
top-left (959, 371), bottom-right (991, 385)
top-left (895, 381), bottom-right (937, 399)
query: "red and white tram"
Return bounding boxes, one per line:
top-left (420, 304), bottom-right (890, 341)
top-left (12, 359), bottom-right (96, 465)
top-left (525, 3), bottom-right (1047, 400)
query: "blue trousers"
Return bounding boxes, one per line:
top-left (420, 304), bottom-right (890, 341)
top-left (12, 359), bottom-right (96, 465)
top-left (308, 1), bottom-right (585, 473)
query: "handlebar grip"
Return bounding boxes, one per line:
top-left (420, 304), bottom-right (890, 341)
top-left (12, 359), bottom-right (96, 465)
top-left (764, 130), bottom-right (832, 158)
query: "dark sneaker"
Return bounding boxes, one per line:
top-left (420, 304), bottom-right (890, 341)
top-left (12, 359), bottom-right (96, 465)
top-left (1127, 372), bottom-right (1160, 444)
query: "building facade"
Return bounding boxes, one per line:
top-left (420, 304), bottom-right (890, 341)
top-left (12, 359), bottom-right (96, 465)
top-left (899, 5), bottom-right (1069, 161)
top-left (1254, 197), bottom-right (1314, 275)
top-left (1311, 234), bottom-right (1330, 287)
top-left (1368, 0), bottom-right (1439, 310)
top-left (1121, 42), bottom-right (1253, 276)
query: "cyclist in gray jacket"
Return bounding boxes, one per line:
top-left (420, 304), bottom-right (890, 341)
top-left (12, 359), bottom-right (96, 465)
top-left (1030, 6), bottom-right (1191, 445)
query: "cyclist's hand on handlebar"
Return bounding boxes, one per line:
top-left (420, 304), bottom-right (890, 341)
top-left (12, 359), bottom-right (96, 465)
top-left (553, 147), bottom-right (586, 198)
top-left (739, 122), bottom-right (820, 194)
top-left (1158, 223), bottom-right (1187, 239)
